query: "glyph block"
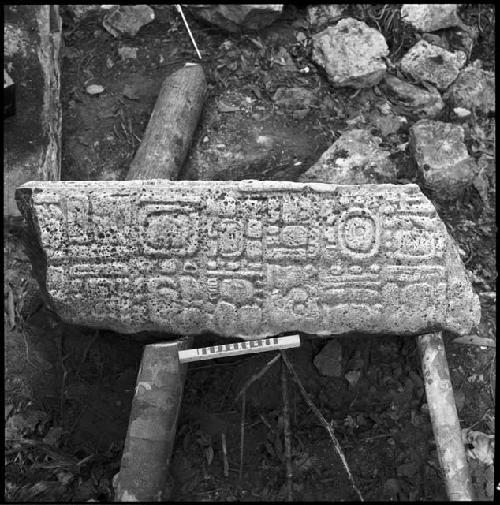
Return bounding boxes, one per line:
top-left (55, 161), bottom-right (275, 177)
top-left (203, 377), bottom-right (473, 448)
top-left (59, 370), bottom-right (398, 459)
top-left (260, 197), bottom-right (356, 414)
top-left (16, 180), bottom-right (480, 338)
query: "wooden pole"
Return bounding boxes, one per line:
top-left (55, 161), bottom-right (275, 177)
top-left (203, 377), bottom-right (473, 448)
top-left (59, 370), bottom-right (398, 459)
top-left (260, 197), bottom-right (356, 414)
top-left (281, 355), bottom-right (293, 502)
top-left (417, 332), bottom-right (474, 501)
top-left (4, 5), bottom-right (62, 224)
top-left (126, 63), bottom-right (206, 181)
top-left (38, 5), bottom-right (62, 183)
top-left (114, 337), bottom-right (192, 501)
top-left (114, 64), bottom-right (205, 500)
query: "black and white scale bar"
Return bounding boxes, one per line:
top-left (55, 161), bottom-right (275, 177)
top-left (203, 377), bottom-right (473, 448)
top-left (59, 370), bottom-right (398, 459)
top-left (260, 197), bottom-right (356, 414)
top-left (178, 335), bottom-right (300, 364)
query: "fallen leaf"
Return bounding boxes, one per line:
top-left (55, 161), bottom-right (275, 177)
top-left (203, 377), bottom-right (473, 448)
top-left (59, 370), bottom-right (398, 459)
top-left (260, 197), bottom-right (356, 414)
top-left (454, 389), bottom-right (465, 413)
top-left (472, 167), bottom-right (490, 203)
top-left (217, 101), bottom-right (240, 113)
top-left (118, 46), bottom-right (137, 60)
top-left (5, 404), bottom-right (14, 421)
top-left (249, 37), bottom-right (264, 50)
top-left (17, 482), bottom-right (52, 501)
top-left (205, 445), bottom-right (214, 466)
top-left (8, 287), bottom-right (16, 329)
top-left (62, 46), bottom-right (81, 60)
top-left (373, 113), bottom-right (404, 136)
top-left (384, 478), bottom-right (402, 500)
top-left (463, 429), bottom-right (494, 466)
top-left (86, 84), bottom-right (105, 95)
top-left (397, 461), bottom-right (419, 478)
top-left (453, 106), bottom-right (471, 118)
top-left (293, 452), bottom-right (316, 474)
top-left (452, 335), bottom-right (496, 347)
top-left (57, 470), bottom-right (75, 486)
top-left (296, 31), bottom-right (307, 43)
top-left (43, 426), bottom-right (64, 447)
top-left (344, 415), bottom-right (357, 429)
top-left (25, 410), bottom-right (49, 433)
top-left (345, 370), bottom-right (361, 388)
top-left (5, 414), bottom-right (29, 439)
top-left (122, 85), bottom-right (139, 100)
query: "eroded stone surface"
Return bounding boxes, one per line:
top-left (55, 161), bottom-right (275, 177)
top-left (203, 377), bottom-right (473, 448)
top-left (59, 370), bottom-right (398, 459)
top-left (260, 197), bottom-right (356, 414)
top-left (102, 5), bottom-right (155, 38)
top-left (307, 5), bottom-right (345, 32)
top-left (421, 28), bottom-right (477, 60)
top-left (444, 62), bottom-right (495, 114)
top-left (401, 4), bottom-right (462, 32)
top-left (187, 5), bottom-right (283, 32)
top-left (65, 5), bottom-right (112, 21)
top-left (410, 120), bottom-right (478, 198)
top-left (16, 180), bottom-right (480, 338)
top-left (400, 40), bottom-right (466, 90)
top-left (312, 18), bottom-right (389, 88)
top-left (298, 129), bottom-right (397, 184)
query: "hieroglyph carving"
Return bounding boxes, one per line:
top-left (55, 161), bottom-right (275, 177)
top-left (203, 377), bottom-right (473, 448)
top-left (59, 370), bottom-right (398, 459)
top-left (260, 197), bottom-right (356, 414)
top-left (16, 180), bottom-right (480, 338)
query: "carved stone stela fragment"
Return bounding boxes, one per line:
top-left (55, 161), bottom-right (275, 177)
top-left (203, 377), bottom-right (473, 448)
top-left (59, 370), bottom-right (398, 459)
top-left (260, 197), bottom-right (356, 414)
top-left (16, 180), bottom-right (480, 338)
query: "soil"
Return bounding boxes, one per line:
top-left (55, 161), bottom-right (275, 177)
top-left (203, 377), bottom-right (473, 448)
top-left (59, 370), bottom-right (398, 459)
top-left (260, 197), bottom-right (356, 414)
top-left (4, 5), bottom-right (496, 502)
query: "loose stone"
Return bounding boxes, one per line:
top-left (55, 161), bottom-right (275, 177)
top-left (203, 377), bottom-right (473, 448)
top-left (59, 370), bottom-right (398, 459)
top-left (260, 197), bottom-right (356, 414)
top-left (410, 119), bottom-right (478, 199)
top-left (307, 5), bottom-right (345, 32)
top-left (444, 62), bottom-right (495, 114)
top-left (186, 5), bottom-right (283, 32)
top-left (383, 74), bottom-right (444, 118)
top-left (312, 18), bottom-right (389, 89)
top-left (401, 4), bottom-right (462, 32)
top-left (298, 129), bottom-right (397, 185)
top-left (400, 40), bottom-right (466, 90)
top-left (103, 5), bottom-right (155, 37)
top-left (314, 339), bottom-right (343, 377)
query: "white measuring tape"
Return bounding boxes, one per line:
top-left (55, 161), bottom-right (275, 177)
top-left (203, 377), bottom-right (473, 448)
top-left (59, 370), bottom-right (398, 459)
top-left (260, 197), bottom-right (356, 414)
top-left (178, 334), bottom-right (301, 364)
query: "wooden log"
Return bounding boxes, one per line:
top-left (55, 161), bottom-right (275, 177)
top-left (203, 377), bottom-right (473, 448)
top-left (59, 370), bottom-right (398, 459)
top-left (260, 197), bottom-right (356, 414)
top-left (417, 332), bottom-right (474, 500)
top-left (114, 66), bottom-right (205, 501)
top-left (4, 4), bottom-right (62, 224)
top-left (114, 337), bottom-right (192, 502)
top-left (38, 5), bottom-right (63, 183)
top-left (126, 63), bottom-right (207, 181)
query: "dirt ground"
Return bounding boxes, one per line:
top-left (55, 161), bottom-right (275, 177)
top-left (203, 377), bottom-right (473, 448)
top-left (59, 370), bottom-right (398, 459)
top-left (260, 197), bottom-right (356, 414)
top-left (4, 5), bottom-right (496, 502)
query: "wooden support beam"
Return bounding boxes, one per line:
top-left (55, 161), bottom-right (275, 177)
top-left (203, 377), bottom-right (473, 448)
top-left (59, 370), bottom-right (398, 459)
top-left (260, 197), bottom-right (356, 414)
top-left (114, 338), bottom-right (192, 501)
top-left (417, 332), bottom-right (474, 501)
top-left (4, 4), bottom-right (62, 223)
top-left (114, 63), bottom-right (205, 501)
top-left (126, 63), bottom-right (207, 181)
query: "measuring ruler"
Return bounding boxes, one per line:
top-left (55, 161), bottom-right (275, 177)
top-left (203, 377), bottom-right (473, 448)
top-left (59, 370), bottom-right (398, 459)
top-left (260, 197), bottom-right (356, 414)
top-left (178, 334), bottom-right (301, 364)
